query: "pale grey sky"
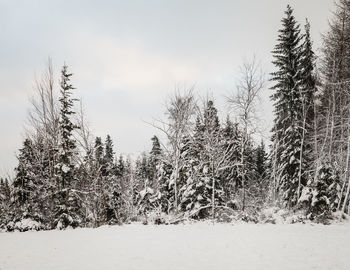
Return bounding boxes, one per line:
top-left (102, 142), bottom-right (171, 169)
top-left (0, 0), bottom-right (334, 174)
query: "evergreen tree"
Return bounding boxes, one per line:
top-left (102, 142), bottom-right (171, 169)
top-left (149, 135), bottom-right (162, 190)
top-left (102, 135), bottom-right (121, 224)
top-left (150, 136), bottom-right (162, 162)
top-left (91, 136), bottom-right (105, 226)
top-left (54, 64), bottom-right (81, 229)
top-left (0, 178), bottom-right (11, 227)
top-left (94, 137), bottom-right (104, 168)
top-left (11, 139), bottom-right (44, 224)
top-left (103, 135), bottom-right (114, 175)
top-left (220, 117), bottom-right (242, 203)
top-left (299, 163), bottom-right (341, 220)
top-left (178, 132), bottom-right (201, 215)
top-left (116, 154), bottom-right (126, 178)
top-left (300, 20), bottom-right (316, 125)
top-left (270, 5), bottom-right (307, 208)
top-left (252, 141), bottom-right (269, 204)
top-left (180, 101), bottom-right (224, 219)
top-left (155, 158), bottom-right (173, 214)
top-left (13, 139), bottom-right (35, 207)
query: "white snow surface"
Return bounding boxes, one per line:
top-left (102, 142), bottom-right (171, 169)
top-left (0, 223), bottom-right (350, 270)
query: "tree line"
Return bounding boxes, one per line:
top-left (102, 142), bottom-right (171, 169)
top-left (1, 2), bottom-right (350, 230)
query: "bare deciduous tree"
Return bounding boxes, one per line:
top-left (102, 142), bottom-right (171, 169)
top-left (26, 58), bottom-right (60, 181)
top-left (148, 87), bottom-right (196, 213)
top-left (227, 57), bottom-right (265, 211)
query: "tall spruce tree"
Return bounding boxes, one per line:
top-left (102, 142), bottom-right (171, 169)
top-left (179, 101), bottom-right (225, 219)
top-left (54, 64), bottom-right (81, 229)
top-left (11, 139), bottom-right (44, 224)
top-left (270, 5), bottom-right (307, 208)
top-left (102, 135), bottom-right (121, 224)
top-left (220, 117), bottom-right (242, 204)
top-left (149, 135), bottom-right (162, 190)
top-left (13, 139), bottom-right (35, 207)
top-left (253, 140), bottom-right (268, 203)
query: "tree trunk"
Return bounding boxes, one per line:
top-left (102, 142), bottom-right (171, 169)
top-left (342, 128), bottom-right (350, 213)
top-left (211, 157), bottom-right (216, 220)
top-left (297, 102), bottom-right (306, 201)
top-left (174, 152), bottom-right (179, 213)
top-left (338, 127), bottom-right (350, 210)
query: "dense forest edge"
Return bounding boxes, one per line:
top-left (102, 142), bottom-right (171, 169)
top-left (2, 2), bottom-right (350, 231)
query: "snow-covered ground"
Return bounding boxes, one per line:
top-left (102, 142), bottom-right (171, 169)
top-left (0, 223), bottom-right (349, 270)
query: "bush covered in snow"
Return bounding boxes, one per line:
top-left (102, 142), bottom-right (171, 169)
top-left (6, 218), bottom-right (43, 232)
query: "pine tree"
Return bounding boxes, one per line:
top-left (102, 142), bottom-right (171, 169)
top-left (149, 135), bottom-right (162, 190)
top-left (220, 117), bottom-right (242, 204)
top-left (91, 136), bottom-right (105, 226)
top-left (103, 135), bottom-right (114, 175)
top-left (178, 132), bottom-right (201, 215)
top-left (253, 141), bottom-right (269, 204)
top-left (54, 64), bottom-right (81, 229)
top-left (0, 178), bottom-right (11, 227)
top-left (156, 158), bottom-right (173, 214)
top-left (150, 136), bottom-right (162, 162)
top-left (13, 139), bottom-right (35, 207)
top-left (270, 5), bottom-right (307, 208)
top-left (94, 137), bottom-right (104, 168)
top-left (299, 163), bottom-right (341, 220)
top-left (116, 154), bottom-right (125, 178)
top-left (180, 101), bottom-right (225, 219)
top-left (300, 20), bottom-right (316, 125)
top-left (102, 135), bottom-right (121, 224)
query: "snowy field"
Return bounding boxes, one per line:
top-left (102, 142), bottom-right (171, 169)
top-left (0, 223), bottom-right (350, 270)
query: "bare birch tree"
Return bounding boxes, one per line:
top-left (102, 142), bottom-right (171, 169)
top-left (227, 57), bottom-right (265, 211)
top-left (149, 87), bottom-right (196, 213)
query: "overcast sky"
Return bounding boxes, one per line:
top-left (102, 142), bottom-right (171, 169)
top-left (0, 0), bottom-right (334, 175)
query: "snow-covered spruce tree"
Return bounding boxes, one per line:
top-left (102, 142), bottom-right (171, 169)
top-left (54, 65), bottom-right (82, 229)
top-left (294, 20), bottom-right (316, 198)
top-left (251, 140), bottom-right (269, 205)
top-left (299, 21), bottom-right (316, 131)
top-left (299, 163), bottom-right (341, 221)
top-left (136, 136), bottom-right (165, 222)
top-left (116, 154), bottom-right (125, 179)
top-left (102, 135), bottom-right (122, 225)
top-left (178, 119), bottom-right (203, 217)
top-left (135, 151), bottom-right (161, 221)
top-left (87, 136), bottom-right (105, 226)
top-left (270, 5), bottom-right (312, 208)
top-left (149, 135), bottom-right (162, 190)
top-left (12, 139), bottom-right (35, 207)
top-left (297, 21), bottom-right (333, 215)
top-left (10, 138), bottom-right (44, 227)
top-left (103, 135), bottom-right (114, 176)
top-left (179, 100), bottom-right (226, 219)
top-left (155, 155), bottom-right (173, 214)
top-left (220, 117), bottom-right (242, 205)
top-left (0, 178), bottom-right (11, 227)
top-left (119, 157), bottom-right (134, 221)
top-left (115, 155), bottom-right (133, 222)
